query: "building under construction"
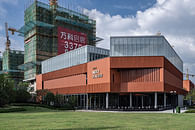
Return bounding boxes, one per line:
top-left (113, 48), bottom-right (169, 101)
top-left (18, 0), bottom-right (96, 92)
top-left (2, 49), bottom-right (24, 84)
top-left (0, 22), bottom-right (24, 85)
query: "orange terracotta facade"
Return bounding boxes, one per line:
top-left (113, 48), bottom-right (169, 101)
top-left (183, 80), bottom-right (195, 92)
top-left (36, 56), bottom-right (187, 95)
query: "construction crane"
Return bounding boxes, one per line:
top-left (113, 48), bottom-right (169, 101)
top-left (5, 22), bottom-right (11, 50)
top-left (4, 22), bottom-right (21, 50)
top-left (183, 68), bottom-right (195, 80)
top-left (8, 27), bottom-right (19, 35)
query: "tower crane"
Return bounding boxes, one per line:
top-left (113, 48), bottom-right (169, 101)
top-left (5, 22), bottom-right (11, 50)
top-left (183, 68), bottom-right (195, 80)
top-left (4, 22), bottom-right (21, 50)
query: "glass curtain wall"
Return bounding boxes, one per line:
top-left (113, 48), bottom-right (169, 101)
top-left (110, 36), bottom-right (183, 72)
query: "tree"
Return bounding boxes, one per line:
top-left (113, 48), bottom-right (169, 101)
top-left (36, 89), bottom-right (49, 103)
top-left (16, 82), bottom-right (29, 91)
top-left (0, 74), bottom-right (15, 106)
top-left (186, 89), bottom-right (195, 103)
top-left (68, 96), bottom-right (77, 109)
top-left (54, 94), bottom-right (65, 107)
top-left (13, 82), bottom-right (31, 103)
top-left (14, 89), bottom-right (31, 103)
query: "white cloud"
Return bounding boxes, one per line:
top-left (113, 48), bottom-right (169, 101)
top-left (84, 0), bottom-right (195, 82)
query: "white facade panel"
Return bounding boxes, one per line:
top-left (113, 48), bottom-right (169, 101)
top-left (42, 45), bottom-right (109, 74)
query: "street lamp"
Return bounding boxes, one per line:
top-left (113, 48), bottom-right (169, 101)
top-left (170, 91), bottom-right (176, 113)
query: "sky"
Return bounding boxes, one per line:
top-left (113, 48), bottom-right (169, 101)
top-left (0, 0), bottom-right (195, 82)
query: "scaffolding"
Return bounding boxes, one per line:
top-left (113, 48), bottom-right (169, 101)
top-left (18, 0), bottom-right (96, 81)
top-left (1, 50), bottom-right (24, 84)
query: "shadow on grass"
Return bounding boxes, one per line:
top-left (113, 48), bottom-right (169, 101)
top-left (53, 126), bottom-right (122, 130)
top-left (13, 106), bottom-right (62, 113)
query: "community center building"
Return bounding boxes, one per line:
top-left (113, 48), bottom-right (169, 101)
top-left (36, 35), bottom-right (187, 110)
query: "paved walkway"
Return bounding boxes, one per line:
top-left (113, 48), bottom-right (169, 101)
top-left (77, 108), bottom-right (187, 113)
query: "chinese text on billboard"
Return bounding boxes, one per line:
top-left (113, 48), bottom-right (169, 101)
top-left (58, 27), bottom-right (87, 55)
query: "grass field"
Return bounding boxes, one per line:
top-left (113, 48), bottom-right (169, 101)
top-left (0, 106), bottom-right (195, 130)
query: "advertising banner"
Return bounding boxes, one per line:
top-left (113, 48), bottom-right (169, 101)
top-left (58, 27), bottom-right (87, 55)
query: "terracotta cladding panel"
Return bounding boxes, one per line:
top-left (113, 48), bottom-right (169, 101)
top-left (164, 83), bottom-right (187, 95)
top-left (120, 82), bottom-right (164, 92)
top-left (46, 83), bottom-right (110, 94)
top-left (183, 80), bottom-right (190, 91)
top-left (111, 83), bottom-right (121, 92)
top-left (164, 69), bottom-right (182, 89)
top-left (110, 56), bottom-right (164, 68)
top-left (121, 68), bottom-right (160, 82)
top-left (111, 69), bottom-right (121, 83)
top-left (42, 63), bottom-right (87, 81)
top-left (183, 80), bottom-right (195, 92)
top-left (87, 58), bottom-right (110, 85)
top-left (86, 83), bottom-right (110, 93)
top-left (164, 57), bottom-right (183, 90)
top-left (164, 58), bottom-right (183, 79)
top-left (48, 86), bottom-right (86, 95)
top-left (44, 74), bottom-right (86, 89)
top-left (36, 75), bottom-right (42, 90)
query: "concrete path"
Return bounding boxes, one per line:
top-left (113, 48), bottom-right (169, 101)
top-left (77, 108), bottom-right (187, 113)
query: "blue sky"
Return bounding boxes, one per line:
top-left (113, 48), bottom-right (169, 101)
top-left (0, 0), bottom-right (157, 29)
top-left (0, 0), bottom-right (195, 82)
top-left (0, 0), bottom-right (156, 50)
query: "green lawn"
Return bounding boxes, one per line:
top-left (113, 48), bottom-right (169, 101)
top-left (0, 106), bottom-right (195, 130)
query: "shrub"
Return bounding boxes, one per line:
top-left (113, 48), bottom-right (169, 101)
top-left (0, 74), bottom-right (15, 106)
top-left (45, 92), bottom-right (55, 105)
top-left (14, 89), bottom-right (31, 103)
top-left (54, 94), bottom-right (65, 107)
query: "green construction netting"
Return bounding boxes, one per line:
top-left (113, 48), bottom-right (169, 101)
top-left (18, 21), bottom-right (54, 34)
top-left (55, 16), bottom-right (94, 30)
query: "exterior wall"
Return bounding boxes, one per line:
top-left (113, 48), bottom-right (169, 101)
top-left (42, 46), bottom-right (88, 74)
top-left (42, 45), bottom-right (109, 74)
top-left (110, 56), bottom-right (164, 69)
top-left (36, 56), bottom-right (186, 95)
top-left (44, 74), bottom-right (86, 89)
top-left (36, 74), bottom-right (42, 90)
top-left (47, 85), bottom-right (86, 95)
top-left (120, 68), bottom-right (160, 82)
top-left (87, 57), bottom-right (111, 93)
top-left (120, 82), bottom-right (163, 92)
top-left (183, 80), bottom-right (194, 92)
top-left (163, 58), bottom-right (184, 94)
top-left (120, 68), bottom-right (163, 92)
top-left (36, 63), bottom-right (87, 94)
top-left (110, 36), bottom-right (183, 72)
top-left (110, 57), bottom-right (164, 93)
top-left (42, 63), bottom-right (87, 81)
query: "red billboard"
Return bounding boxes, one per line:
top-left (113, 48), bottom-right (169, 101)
top-left (58, 27), bottom-right (87, 55)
